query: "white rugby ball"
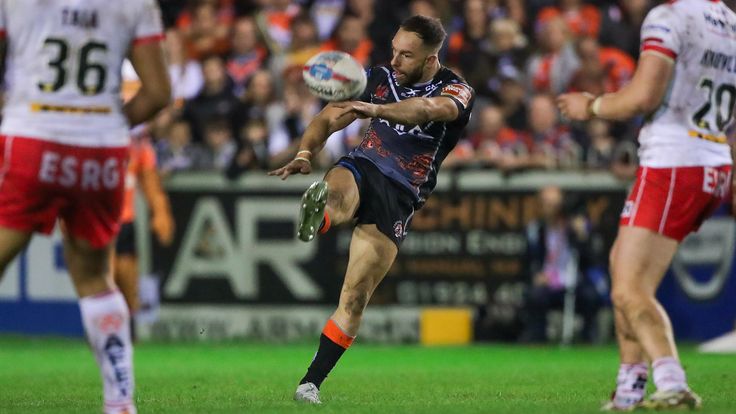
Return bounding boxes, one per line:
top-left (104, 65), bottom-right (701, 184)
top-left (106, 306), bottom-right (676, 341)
top-left (303, 51), bottom-right (367, 101)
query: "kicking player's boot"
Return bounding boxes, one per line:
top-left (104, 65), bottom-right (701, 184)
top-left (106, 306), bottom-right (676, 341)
top-left (639, 389), bottom-right (702, 410)
top-left (294, 382), bottom-right (321, 404)
top-left (297, 181), bottom-right (328, 242)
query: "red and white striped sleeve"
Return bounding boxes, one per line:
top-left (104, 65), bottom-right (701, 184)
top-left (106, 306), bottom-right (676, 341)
top-left (639, 4), bottom-right (682, 63)
top-left (132, 0), bottom-right (165, 46)
top-left (0, 0), bottom-right (6, 39)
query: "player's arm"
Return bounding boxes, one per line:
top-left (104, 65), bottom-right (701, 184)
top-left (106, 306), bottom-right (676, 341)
top-left (124, 41), bottom-right (171, 125)
top-left (138, 168), bottom-right (174, 246)
top-left (268, 103), bottom-right (358, 180)
top-left (334, 96), bottom-right (460, 125)
top-left (557, 52), bottom-right (674, 121)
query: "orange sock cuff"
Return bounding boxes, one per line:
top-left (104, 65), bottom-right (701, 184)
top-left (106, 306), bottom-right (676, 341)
top-left (322, 319), bottom-right (354, 349)
top-left (318, 211), bottom-right (331, 234)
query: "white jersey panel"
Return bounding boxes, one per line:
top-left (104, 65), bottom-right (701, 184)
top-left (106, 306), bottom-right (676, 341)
top-left (637, 0), bottom-right (736, 167)
top-left (0, 0), bottom-right (163, 147)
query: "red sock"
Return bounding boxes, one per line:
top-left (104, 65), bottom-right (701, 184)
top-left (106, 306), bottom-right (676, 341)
top-left (318, 211), bottom-right (331, 234)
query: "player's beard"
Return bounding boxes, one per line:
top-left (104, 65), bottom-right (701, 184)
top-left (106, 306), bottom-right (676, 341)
top-left (395, 65), bottom-right (424, 86)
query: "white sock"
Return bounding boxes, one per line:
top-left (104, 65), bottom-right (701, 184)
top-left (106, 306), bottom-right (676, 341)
top-left (79, 290), bottom-right (135, 412)
top-left (612, 363), bottom-right (648, 407)
top-left (652, 356), bottom-right (688, 392)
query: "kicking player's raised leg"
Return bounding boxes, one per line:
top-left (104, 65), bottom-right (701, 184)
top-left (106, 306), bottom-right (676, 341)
top-left (296, 224), bottom-right (397, 403)
top-left (609, 227), bottom-right (700, 410)
top-left (298, 166), bottom-right (359, 242)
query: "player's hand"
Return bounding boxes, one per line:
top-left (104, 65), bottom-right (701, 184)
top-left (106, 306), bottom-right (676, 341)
top-left (268, 158), bottom-right (312, 180)
top-left (333, 101), bottom-right (379, 119)
top-left (557, 92), bottom-right (595, 121)
top-left (152, 212), bottom-right (175, 246)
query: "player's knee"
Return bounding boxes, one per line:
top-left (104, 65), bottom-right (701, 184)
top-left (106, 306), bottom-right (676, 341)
top-left (610, 286), bottom-right (641, 315)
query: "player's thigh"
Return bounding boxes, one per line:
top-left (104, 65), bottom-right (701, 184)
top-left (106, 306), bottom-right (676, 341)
top-left (63, 235), bottom-right (115, 289)
top-left (342, 224), bottom-right (398, 295)
top-left (0, 227), bottom-right (32, 276)
top-left (610, 226), bottom-right (678, 297)
top-left (324, 166), bottom-right (360, 218)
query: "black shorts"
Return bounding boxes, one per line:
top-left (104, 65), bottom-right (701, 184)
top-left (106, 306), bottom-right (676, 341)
top-left (115, 221), bottom-right (136, 256)
top-left (335, 156), bottom-right (416, 247)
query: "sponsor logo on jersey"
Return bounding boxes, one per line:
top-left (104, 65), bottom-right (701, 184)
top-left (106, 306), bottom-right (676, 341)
top-left (393, 221), bottom-right (404, 239)
top-left (374, 84), bottom-right (389, 100)
top-left (440, 83), bottom-right (472, 109)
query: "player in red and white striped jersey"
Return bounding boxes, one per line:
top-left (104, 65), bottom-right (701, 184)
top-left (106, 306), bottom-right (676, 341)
top-left (0, 1), bottom-right (170, 413)
top-left (558, 0), bottom-right (736, 410)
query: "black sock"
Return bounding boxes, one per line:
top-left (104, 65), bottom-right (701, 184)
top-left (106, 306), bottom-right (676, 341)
top-left (299, 334), bottom-right (349, 389)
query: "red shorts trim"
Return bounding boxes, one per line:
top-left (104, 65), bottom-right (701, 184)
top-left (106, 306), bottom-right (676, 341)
top-left (0, 135), bottom-right (128, 248)
top-left (620, 166), bottom-right (731, 241)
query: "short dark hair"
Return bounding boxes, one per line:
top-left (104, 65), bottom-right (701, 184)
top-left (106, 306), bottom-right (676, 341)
top-left (400, 15), bottom-right (446, 51)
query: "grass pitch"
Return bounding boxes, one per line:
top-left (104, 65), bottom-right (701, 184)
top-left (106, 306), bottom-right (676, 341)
top-left (1, 337), bottom-right (735, 413)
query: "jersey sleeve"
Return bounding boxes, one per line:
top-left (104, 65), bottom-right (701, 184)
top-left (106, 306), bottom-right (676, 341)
top-left (439, 81), bottom-right (474, 120)
top-left (133, 0), bottom-right (165, 46)
top-left (357, 67), bottom-right (385, 102)
top-left (0, 0), bottom-right (6, 38)
top-left (639, 4), bottom-right (683, 62)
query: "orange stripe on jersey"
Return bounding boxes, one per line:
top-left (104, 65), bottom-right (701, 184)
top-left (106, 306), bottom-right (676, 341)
top-left (133, 33), bottom-right (165, 46)
top-left (688, 129), bottom-right (727, 144)
top-left (30, 102), bottom-right (111, 114)
top-left (322, 319), bottom-right (354, 349)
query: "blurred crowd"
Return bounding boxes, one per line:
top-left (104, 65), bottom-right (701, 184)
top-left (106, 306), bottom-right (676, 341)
top-left (129, 0), bottom-right (734, 178)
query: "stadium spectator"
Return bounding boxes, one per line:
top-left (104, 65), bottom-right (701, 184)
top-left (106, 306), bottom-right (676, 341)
top-left (496, 67), bottom-right (529, 131)
top-left (447, 105), bottom-right (531, 170)
top-left (475, 18), bottom-right (528, 100)
top-left (181, 0), bottom-right (232, 60)
top-left (226, 118), bottom-right (271, 179)
top-left (527, 16), bottom-right (580, 95)
top-left (447, 0), bottom-right (489, 78)
top-left (164, 29), bottom-right (205, 107)
top-left (157, 118), bottom-right (211, 176)
top-left (535, 0), bottom-right (602, 38)
top-left (259, 0), bottom-right (302, 52)
top-left (182, 54), bottom-right (241, 143)
top-left (598, 0), bottom-right (653, 59)
top-left (569, 37), bottom-right (635, 95)
top-left (201, 117), bottom-right (237, 171)
top-left (279, 14), bottom-right (322, 77)
top-left (521, 185), bottom-right (603, 343)
top-left (526, 94), bottom-right (579, 169)
top-left (226, 17), bottom-right (268, 96)
top-left (319, 15), bottom-right (374, 66)
top-left (582, 119), bottom-right (638, 179)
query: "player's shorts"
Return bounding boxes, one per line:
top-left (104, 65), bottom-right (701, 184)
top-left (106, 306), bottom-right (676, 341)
top-left (620, 165), bottom-right (731, 241)
top-left (335, 156), bottom-right (415, 248)
top-left (115, 221), bottom-right (137, 256)
top-left (0, 135), bottom-right (128, 248)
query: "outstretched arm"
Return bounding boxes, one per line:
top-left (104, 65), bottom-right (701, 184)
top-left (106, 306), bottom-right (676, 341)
top-left (268, 103), bottom-right (358, 180)
top-left (333, 96), bottom-right (460, 125)
top-left (557, 52), bottom-right (674, 121)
